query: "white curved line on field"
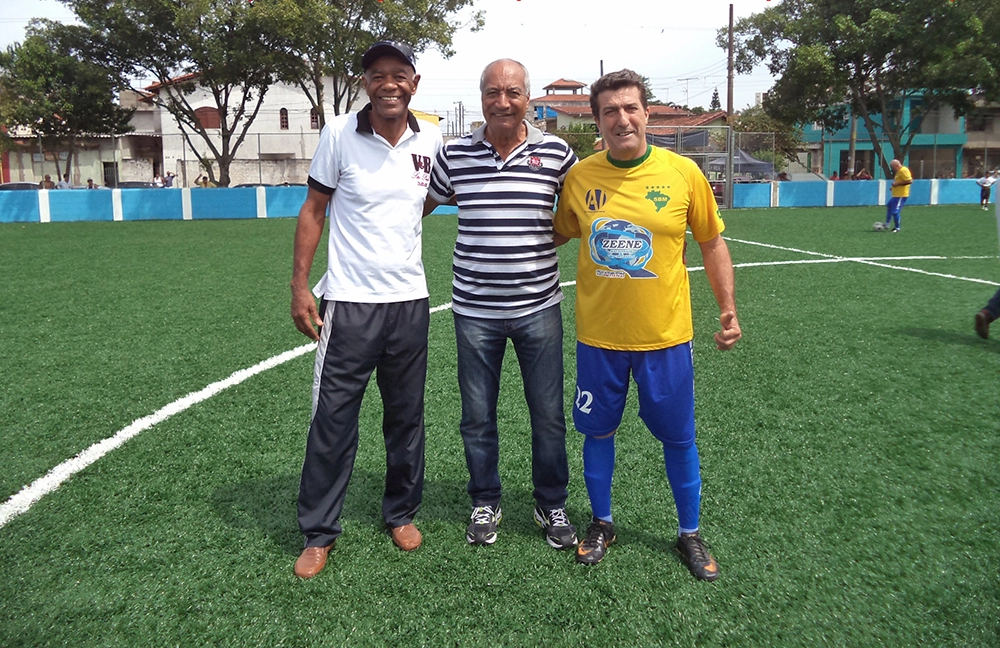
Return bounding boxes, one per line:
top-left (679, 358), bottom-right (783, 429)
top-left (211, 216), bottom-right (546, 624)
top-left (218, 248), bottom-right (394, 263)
top-left (0, 343), bottom-right (317, 529)
top-left (1, 300), bottom-right (464, 529)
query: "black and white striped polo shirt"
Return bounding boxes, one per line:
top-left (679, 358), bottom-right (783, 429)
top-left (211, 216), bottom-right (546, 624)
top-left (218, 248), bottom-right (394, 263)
top-left (428, 121), bottom-right (577, 319)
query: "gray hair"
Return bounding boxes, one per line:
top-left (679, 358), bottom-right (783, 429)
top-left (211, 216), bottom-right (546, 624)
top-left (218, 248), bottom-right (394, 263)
top-left (479, 59), bottom-right (530, 97)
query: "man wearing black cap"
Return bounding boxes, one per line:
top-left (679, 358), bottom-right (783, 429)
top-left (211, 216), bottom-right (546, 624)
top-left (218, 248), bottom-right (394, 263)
top-left (290, 40), bottom-right (442, 579)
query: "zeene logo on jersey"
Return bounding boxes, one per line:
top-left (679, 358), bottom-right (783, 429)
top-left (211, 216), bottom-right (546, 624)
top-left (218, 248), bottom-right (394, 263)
top-left (411, 154), bottom-right (431, 188)
top-left (601, 239), bottom-right (645, 250)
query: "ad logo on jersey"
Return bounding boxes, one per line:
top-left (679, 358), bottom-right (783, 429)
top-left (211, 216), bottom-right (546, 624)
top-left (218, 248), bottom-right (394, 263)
top-left (588, 218), bottom-right (656, 278)
top-left (645, 185), bottom-right (671, 212)
top-left (411, 154), bottom-right (431, 187)
top-left (527, 155), bottom-right (542, 171)
top-left (585, 188), bottom-right (608, 211)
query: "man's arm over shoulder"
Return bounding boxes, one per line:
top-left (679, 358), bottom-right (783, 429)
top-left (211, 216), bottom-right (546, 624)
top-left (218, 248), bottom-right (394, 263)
top-left (551, 141), bottom-right (580, 246)
top-left (553, 163), bottom-right (584, 241)
top-left (427, 142), bottom-right (455, 207)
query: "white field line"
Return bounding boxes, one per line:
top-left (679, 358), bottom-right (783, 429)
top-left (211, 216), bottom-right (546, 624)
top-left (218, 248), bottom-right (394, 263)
top-left (0, 344), bottom-right (318, 528)
top-left (2, 244), bottom-right (996, 529)
top-left (1, 304), bottom-right (459, 529)
top-left (725, 237), bottom-right (1000, 287)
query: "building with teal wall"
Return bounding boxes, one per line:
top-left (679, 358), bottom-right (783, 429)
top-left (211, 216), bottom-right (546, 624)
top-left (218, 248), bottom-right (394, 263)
top-left (800, 98), bottom-right (966, 180)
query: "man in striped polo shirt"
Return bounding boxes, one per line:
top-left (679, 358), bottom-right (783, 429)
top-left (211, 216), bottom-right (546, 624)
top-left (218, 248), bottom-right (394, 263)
top-left (426, 59), bottom-right (579, 549)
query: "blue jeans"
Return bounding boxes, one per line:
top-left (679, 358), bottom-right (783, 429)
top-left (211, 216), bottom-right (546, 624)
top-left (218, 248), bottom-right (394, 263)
top-left (454, 304), bottom-right (569, 509)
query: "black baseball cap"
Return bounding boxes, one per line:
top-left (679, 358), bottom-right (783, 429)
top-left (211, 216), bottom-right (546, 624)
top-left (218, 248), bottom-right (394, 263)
top-left (361, 41), bottom-right (416, 72)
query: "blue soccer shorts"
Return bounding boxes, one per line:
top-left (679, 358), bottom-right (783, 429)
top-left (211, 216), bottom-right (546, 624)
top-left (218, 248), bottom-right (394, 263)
top-left (573, 341), bottom-right (696, 448)
top-left (886, 196), bottom-right (907, 219)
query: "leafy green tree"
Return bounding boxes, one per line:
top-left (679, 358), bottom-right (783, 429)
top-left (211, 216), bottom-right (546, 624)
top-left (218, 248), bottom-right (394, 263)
top-left (719, 0), bottom-right (990, 175)
top-left (732, 104), bottom-right (804, 166)
top-left (638, 74), bottom-right (667, 106)
top-left (261, 0), bottom-right (483, 129)
top-left (558, 122), bottom-right (598, 160)
top-left (64, 0), bottom-right (289, 186)
top-left (710, 88), bottom-right (721, 112)
top-left (0, 20), bottom-right (133, 180)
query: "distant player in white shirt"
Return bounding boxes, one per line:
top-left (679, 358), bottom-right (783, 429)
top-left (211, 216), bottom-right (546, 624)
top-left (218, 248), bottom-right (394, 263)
top-left (976, 171), bottom-right (999, 210)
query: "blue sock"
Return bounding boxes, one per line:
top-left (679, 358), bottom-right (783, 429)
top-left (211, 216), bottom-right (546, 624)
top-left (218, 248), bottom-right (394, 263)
top-left (583, 434), bottom-right (615, 521)
top-left (663, 441), bottom-right (701, 534)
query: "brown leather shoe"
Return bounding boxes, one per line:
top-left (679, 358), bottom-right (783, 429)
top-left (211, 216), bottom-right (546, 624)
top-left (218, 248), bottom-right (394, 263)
top-left (975, 309), bottom-right (992, 339)
top-left (294, 543), bottom-right (333, 579)
top-left (390, 523), bottom-right (422, 551)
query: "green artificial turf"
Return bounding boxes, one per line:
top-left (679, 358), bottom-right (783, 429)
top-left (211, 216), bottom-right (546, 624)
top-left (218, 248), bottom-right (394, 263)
top-left (0, 206), bottom-right (997, 647)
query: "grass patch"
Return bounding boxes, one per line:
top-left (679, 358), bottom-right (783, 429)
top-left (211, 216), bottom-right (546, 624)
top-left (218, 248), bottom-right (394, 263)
top-left (1, 206), bottom-right (998, 646)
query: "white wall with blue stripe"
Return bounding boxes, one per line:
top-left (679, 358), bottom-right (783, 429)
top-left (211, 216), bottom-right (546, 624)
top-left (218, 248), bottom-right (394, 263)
top-left (0, 179), bottom-right (993, 224)
top-left (733, 178), bottom-right (993, 210)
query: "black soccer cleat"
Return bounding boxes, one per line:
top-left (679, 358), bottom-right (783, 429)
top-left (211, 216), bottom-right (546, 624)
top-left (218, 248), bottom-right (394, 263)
top-left (575, 517), bottom-right (616, 565)
top-left (675, 531), bottom-right (720, 581)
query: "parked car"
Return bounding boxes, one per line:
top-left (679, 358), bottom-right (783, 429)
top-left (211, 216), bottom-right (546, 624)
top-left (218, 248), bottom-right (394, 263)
top-left (233, 183), bottom-right (273, 188)
top-left (0, 181), bottom-right (42, 190)
top-left (115, 181), bottom-right (159, 188)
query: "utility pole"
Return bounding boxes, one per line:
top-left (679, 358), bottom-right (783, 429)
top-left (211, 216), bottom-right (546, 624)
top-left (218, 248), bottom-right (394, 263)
top-left (726, 3), bottom-right (735, 209)
top-left (453, 101), bottom-right (465, 135)
top-left (678, 77), bottom-right (697, 109)
top-left (847, 107), bottom-right (857, 178)
top-left (727, 3), bottom-right (734, 121)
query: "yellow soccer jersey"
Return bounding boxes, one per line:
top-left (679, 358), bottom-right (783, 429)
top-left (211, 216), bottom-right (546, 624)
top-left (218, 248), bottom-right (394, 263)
top-left (554, 145), bottom-right (724, 351)
top-left (892, 165), bottom-right (912, 198)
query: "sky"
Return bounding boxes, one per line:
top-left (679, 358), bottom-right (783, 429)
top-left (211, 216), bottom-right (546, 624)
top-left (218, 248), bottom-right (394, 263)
top-left (1, 0), bottom-right (778, 133)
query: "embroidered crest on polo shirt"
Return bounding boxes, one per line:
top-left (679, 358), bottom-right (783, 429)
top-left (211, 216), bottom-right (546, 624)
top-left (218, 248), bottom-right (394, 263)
top-left (411, 154), bottom-right (431, 188)
top-left (527, 155), bottom-right (542, 171)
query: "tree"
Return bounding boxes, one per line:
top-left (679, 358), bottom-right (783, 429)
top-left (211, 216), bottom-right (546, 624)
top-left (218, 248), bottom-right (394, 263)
top-left (638, 75), bottom-right (667, 106)
top-left (0, 20), bottom-right (133, 180)
top-left (262, 0), bottom-right (483, 130)
top-left (64, 0), bottom-right (290, 186)
top-left (710, 88), bottom-right (721, 112)
top-left (720, 0), bottom-right (990, 176)
top-left (731, 104), bottom-right (804, 166)
top-left (558, 122), bottom-right (598, 160)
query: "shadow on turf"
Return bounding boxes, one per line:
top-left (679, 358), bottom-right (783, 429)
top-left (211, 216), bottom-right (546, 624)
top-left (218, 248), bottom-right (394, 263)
top-left (895, 326), bottom-right (1000, 351)
top-left (209, 470), bottom-right (574, 554)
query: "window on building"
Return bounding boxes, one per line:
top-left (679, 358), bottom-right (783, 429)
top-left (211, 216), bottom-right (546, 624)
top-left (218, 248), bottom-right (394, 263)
top-left (310, 108), bottom-right (320, 130)
top-left (194, 107), bottom-right (221, 129)
top-left (967, 112), bottom-right (994, 133)
top-left (280, 108), bottom-right (289, 130)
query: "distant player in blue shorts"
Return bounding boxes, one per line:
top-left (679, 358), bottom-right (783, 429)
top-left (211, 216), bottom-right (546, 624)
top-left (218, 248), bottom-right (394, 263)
top-left (884, 159), bottom-right (912, 232)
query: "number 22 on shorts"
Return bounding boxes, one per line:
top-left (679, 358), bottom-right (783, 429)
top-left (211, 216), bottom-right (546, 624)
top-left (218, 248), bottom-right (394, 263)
top-left (575, 386), bottom-right (593, 414)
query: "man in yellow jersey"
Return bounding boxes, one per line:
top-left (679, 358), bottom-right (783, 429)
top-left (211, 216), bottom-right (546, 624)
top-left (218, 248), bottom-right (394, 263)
top-left (553, 69), bottom-right (741, 580)
top-left (884, 158), bottom-right (912, 232)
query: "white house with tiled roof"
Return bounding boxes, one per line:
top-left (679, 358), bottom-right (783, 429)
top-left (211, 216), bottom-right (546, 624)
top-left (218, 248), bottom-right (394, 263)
top-left (143, 73), bottom-right (370, 186)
